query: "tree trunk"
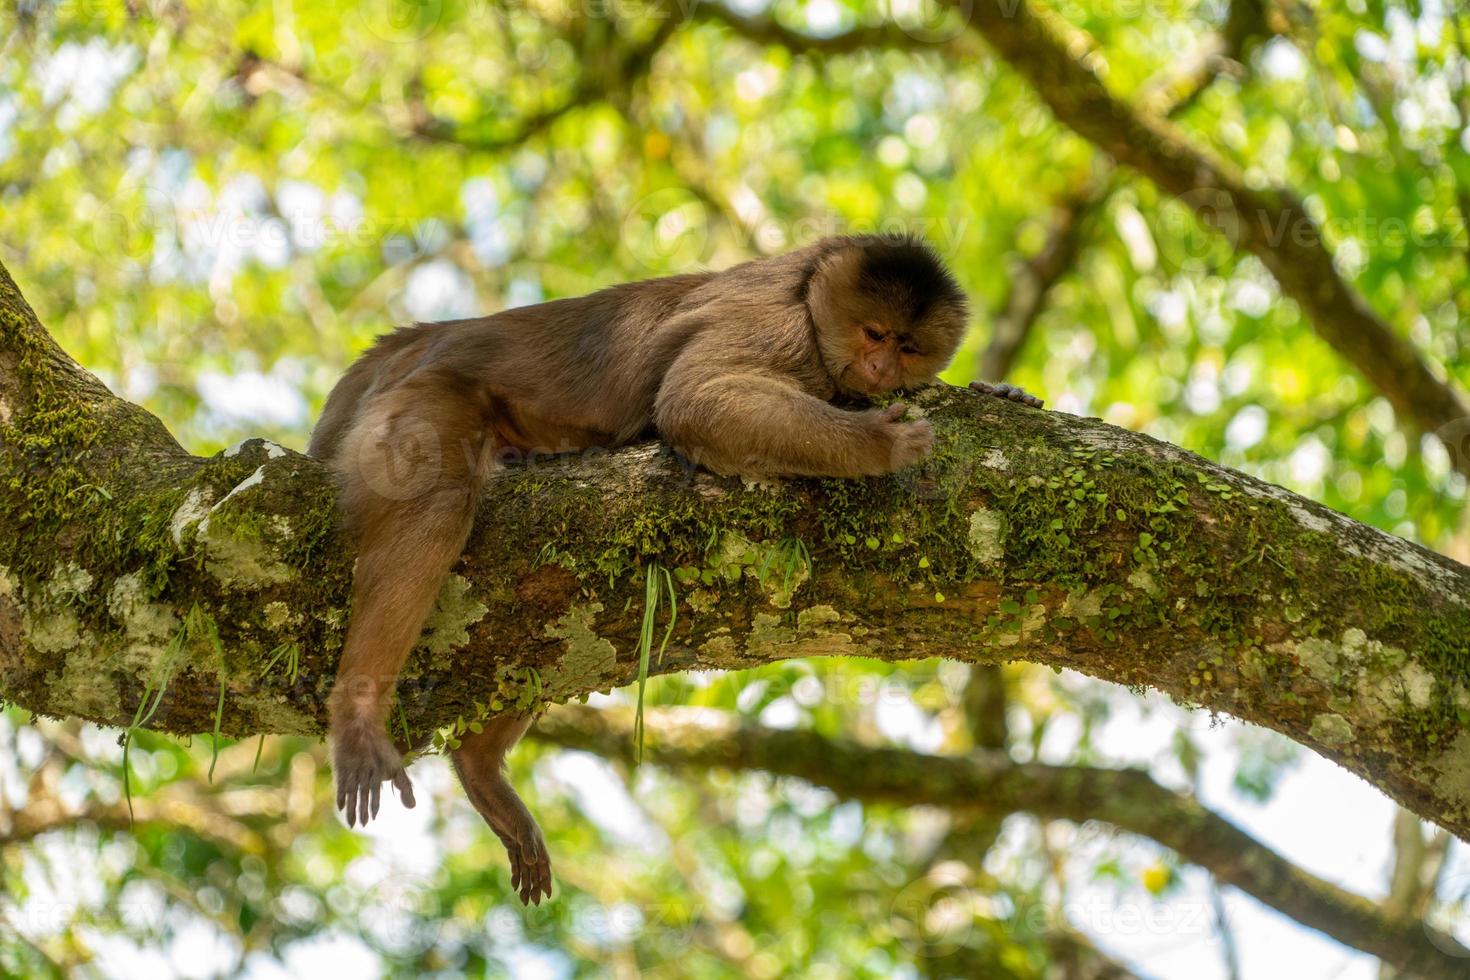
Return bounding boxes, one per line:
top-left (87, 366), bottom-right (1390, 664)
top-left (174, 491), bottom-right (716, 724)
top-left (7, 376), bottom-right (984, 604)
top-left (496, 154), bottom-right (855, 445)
top-left (1, 260), bottom-right (1468, 844)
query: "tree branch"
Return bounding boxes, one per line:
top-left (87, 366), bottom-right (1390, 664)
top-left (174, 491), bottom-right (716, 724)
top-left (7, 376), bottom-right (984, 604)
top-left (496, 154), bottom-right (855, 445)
top-left (960, 0), bottom-right (1470, 476)
top-left (1, 259), bottom-right (1469, 851)
top-left (693, 3), bottom-right (976, 56)
top-left (534, 704), bottom-right (1468, 979)
top-left (980, 0), bottom-right (1272, 382)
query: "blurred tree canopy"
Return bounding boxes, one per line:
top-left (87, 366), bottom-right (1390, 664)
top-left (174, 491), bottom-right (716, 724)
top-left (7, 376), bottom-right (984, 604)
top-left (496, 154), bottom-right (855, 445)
top-left (1, 0), bottom-right (1469, 977)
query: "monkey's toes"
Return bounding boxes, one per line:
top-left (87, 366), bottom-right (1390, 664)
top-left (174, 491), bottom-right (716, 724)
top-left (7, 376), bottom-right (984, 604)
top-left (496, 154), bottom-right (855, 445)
top-left (488, 814), bottom-right (552, 905)
top-left (509, 838), bottom-right (553, 906)
top-left (969, 380), bottom-right (1044, 409)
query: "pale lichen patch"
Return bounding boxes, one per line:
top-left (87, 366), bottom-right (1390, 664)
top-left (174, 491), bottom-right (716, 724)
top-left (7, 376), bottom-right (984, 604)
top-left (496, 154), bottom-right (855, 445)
top-left (967, 508), bottom-right (1004, 565)
top-left (1127, 567), bottom-right (1160, 597)
top-left (1309, 712), bottom-right (1355, 745)
top-left (1289, 504), bottom-right (1332, 534)
top-left (1431, 730), bottom-right (1470, 813)
top-left (198, 522), bottom-right (296, 587)
top-left (22, 604), bottom-right (84, 654)
top-left (1061, 588), bottom-right (1104, 620)
top-left (55, 645), bottom-right (122, 719)
top-left (1399, 662), bottom-right (1435, 710)
top-left (211, 465), bottom-right (267, 510)
top-left (1291, 628), bottom-right (1433, 722)
top-left (48, 562), bottom-right (94, 598)
top-left (980, 449), bottom-right (1009, 471)
top-left (796, 605), bottom-right (843, 630)
top-left (418, 574), bottom-right (489, 661)
top-left (698, 632), bottom-right (738, 662)
top-left (169, 488), bottom-right (213, 545)
top-left (746, 607), bottom-right (866, 659)
top-left (264, 601), bottom-right (294, 630)
top-left (106, 570), bottom-right (180, 668)
top-left (234, 689), bottom-right (318, 736)
top-left (542, 602), bottom-right (618, 696)
top-left (995, 602), bottom-right (1048, 648)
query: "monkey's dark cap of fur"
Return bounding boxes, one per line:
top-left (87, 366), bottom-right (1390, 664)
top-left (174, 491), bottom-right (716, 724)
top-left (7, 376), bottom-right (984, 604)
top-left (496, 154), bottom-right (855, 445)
top-left (853, 235), bottom-right (966, 322)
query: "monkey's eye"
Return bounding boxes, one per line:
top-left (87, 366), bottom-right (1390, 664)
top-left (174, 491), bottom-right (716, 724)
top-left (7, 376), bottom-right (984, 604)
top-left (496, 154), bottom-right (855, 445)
top-left (899, 342), bottom-right (920, 356)
top-left (863, 326), bottom-right (886, 343)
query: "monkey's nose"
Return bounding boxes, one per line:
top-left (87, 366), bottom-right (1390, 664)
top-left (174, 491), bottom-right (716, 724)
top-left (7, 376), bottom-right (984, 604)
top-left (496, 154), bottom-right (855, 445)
top-left (868, 362), bottom-right (897, 391)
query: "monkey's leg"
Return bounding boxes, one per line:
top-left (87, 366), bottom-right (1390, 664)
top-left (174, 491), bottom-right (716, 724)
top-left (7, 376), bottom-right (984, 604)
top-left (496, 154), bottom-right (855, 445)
top-left (330, 371), bottom-right (495, 827)
top-left (451, 716), bottom-right (552, 905)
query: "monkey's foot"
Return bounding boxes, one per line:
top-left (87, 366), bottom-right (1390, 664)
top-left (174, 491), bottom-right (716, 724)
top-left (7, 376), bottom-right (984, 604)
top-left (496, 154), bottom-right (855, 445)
top-left (497, 812), bottom-right (553, 906)
top-left (969, 380), bottom-right (1044, 409)
top-left (477, 786), bottom-right (552, 905)
top-left (332, 722), bottom-right (416, 828)
top-left (454, 762), bottom-right (553, 905)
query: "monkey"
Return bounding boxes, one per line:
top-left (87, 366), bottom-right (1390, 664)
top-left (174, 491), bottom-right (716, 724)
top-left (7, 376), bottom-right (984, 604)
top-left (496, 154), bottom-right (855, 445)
top-left (308, 233), bottom-right (1040, 905)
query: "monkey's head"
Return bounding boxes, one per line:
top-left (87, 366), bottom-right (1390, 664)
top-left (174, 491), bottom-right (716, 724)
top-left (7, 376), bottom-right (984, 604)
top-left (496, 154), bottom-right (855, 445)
top-left (807, 235), bottom-right (968, 397)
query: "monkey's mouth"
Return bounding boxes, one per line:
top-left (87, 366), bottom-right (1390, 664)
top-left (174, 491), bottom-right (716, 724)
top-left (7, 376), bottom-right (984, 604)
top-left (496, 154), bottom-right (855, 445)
top-left (839, 366), bottom-right (897, 397)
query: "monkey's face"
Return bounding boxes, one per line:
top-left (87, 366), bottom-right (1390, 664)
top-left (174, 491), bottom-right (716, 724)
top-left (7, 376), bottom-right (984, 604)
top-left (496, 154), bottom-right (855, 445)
top-left (808, 238), bottom-right (968, 398)
top-left (833, 310), bottom-right (965, 396)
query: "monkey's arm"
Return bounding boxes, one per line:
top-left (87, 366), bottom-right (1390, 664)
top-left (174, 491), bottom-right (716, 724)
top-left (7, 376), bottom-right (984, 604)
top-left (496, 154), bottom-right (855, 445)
top-left (654, 364), bottom-right (931, 478)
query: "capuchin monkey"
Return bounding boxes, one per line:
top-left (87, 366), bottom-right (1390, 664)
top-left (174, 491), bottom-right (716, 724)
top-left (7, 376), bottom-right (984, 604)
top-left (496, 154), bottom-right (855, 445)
top-left (308, 234), bottom-right (1038, 905)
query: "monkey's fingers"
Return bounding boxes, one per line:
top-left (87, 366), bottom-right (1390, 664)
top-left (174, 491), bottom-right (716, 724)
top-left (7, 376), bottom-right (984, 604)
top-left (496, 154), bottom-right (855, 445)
top-left (877, 401), bottom-right (909, 423)
top-left (393, 769), bottom-right (416, 808)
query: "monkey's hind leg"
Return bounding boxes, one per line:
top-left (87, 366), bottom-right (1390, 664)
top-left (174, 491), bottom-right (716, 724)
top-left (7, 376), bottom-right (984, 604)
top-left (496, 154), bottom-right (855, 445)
top-left (451, 716), bottom-right (552, 905)
top-left (329, 370), bottom-right (495, 827)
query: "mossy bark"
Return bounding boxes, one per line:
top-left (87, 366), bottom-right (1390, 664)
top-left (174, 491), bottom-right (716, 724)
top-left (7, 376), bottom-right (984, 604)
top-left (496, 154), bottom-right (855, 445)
top-left (1, 260), bottom-right (1468, 842)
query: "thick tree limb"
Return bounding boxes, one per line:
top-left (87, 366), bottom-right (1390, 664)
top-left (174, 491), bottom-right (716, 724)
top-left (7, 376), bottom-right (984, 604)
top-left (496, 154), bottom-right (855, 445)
top-left (1, 260), bottom-right (1469, 849)
top-left (959, 0), bottom-right (1470, 476)
top-left (534, 704), bottom-right (1468, 978)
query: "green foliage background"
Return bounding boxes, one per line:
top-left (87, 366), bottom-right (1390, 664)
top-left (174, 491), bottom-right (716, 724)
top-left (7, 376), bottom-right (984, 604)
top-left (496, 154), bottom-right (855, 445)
top-left (0, 0), bottom-right (1467, 976)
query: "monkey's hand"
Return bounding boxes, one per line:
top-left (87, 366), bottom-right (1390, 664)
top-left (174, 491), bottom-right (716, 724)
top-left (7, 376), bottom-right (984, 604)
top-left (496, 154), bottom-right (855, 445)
top-left (868, 402), bottom-right (935, 471)
top-left (969, 380), bottom-right (1044, 408)
top-left (332, 718), bottom-right (416, 828)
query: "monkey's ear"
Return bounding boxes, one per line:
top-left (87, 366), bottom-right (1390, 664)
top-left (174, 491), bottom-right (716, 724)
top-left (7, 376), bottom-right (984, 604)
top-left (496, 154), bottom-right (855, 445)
top-left (806, 244), bottom-right (865, 331)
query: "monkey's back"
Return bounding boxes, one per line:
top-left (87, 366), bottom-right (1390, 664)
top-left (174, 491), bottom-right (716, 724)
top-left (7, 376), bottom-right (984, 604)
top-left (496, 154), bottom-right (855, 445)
top-left (309, 269), bottom-right (721, 459)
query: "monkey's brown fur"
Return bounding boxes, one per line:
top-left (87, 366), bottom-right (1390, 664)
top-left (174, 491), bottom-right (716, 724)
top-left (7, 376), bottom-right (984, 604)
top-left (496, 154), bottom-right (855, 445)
top-left (310, 234), bottom-right (997, 905)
